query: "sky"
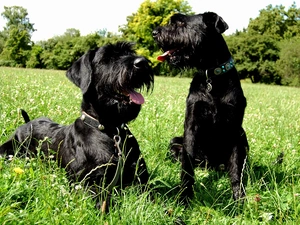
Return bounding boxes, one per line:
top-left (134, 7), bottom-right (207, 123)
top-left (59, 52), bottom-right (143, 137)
top-left (0, 0), bottom-right (298, 42)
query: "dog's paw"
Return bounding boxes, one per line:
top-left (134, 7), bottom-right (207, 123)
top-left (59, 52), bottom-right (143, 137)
top-left (178, 184), bottom-right (194, 207)
top-left (169, 144), bottom-right (183, 162)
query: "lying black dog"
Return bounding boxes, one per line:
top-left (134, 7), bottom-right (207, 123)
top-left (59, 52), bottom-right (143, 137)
top-left (0, 41), bottom-right (154, 211)
top-left (153, 12), bottom-right (249, 203)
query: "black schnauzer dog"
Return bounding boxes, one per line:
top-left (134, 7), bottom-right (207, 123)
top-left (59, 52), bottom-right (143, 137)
top-left (0, 41), bottom-right (154, 211)
top-left (153, 12), bottom-right (249, 203)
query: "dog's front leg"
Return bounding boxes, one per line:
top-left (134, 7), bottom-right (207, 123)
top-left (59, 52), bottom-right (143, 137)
top-left (0, 140), bottom-right (15, 157)
top-left (180, 140), bottom-right (195, 205)
top-left (180, 103), bottom-right (197, 204)
top-left (228, 129), bottom-right (248, 201)
top-left (135, 157), bottom-right (149, 185)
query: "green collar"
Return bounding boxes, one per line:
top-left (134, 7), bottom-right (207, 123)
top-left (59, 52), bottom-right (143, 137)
top-left (205, 57), bottom-right (235, 79)
top-left (204, 57), bottom-right (235, 92)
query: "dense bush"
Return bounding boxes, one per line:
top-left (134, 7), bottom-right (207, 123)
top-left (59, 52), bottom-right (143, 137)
top-left (226, 33), bottom-right (281, 84)
top-left (276, 37), bottom-right (300, 87)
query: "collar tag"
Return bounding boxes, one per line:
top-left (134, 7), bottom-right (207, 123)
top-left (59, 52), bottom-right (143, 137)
top-left (206, 79), bottom-right (212, 92)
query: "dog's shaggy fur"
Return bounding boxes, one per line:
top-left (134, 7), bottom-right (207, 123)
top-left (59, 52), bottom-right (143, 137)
top-left (153, 12), bottom-right (249, 203)
top-left (0, 41), bottom-right (154, 211)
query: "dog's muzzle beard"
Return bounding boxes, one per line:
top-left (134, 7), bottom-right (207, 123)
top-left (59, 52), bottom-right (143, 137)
top-left (100, 58), bottom-right (153, 106)
top-left (152, 37), bottom-right (193, 68)
top-left (101, 85), bottom-right (147, 107)
top-left (153, 28), bottom-right (186, 57)
top-left (114, 88), bottom-right (145, 105)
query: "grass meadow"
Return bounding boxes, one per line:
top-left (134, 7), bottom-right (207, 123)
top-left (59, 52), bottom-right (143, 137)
top-left (0, 67), bottom-right (300, 224)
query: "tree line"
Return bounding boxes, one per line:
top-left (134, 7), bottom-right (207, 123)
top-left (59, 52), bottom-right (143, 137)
top-left (0, 0), bottom-right (300, 87)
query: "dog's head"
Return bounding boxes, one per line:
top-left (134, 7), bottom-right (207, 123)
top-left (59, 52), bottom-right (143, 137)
top-left (152, 12), bottom-right (229, 69)
top-left (67, 42), bottom-right (154, 126)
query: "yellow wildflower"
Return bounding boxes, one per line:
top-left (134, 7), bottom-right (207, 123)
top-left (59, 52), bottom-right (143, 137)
top-left (13, 167), bottom-right (24, 175)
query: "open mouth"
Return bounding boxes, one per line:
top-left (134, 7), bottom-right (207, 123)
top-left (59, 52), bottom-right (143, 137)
top-left (115, 89), bottom-right (145, 105)
top-left (124, 89), bottom-right (145, 105)
top-left (157, 49), bottom-right (176, 62)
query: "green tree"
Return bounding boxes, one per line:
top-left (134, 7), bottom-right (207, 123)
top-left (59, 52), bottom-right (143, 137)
top-left (226, 33), bottom-right (280, 84)
top-left (0, 30), bottom-right (6, 54)
top-left (283, 3), bottom-right (300, 39)
top-left (1, 6), bottom-right (35, 32)
top-left (39, 29), bottom-right (82, 70)
top-left (63, 28), bottom-right (81, 38)
top-left (276, 37), bottom-right (300, 86)
top-left (227, 3), bottom-right (300, 85)
top-left (120, 0), bottom-right (193, 72)
top-left (247, 3), bottom-right (300, 40)
top-left (0, 6), bottom-right (35, 67)
top-left (26, 44), bottom-right (44, 68)
top-left (1, 27), bottom-right (32, 66)
top-left (37, 29), bottom-right (121, 70)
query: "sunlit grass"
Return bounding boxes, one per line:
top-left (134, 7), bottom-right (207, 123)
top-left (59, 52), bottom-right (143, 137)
top-left (0, 67), bottom-right (300, 224)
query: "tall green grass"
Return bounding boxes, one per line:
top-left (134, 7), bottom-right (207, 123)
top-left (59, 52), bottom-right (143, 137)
top-left (0, 67), bottom-right (300, 224)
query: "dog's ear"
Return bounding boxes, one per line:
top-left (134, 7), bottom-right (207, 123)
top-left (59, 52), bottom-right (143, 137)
top-left (66, 50), bottom-right (95, 94)
top-left (169, 13), bottom-right (186, 25)
top-left (203, 12), bottom-right (229, 34)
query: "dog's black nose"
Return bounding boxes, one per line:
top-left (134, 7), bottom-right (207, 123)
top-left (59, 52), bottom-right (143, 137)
top-left (134, 57), bottom-right (149, 69)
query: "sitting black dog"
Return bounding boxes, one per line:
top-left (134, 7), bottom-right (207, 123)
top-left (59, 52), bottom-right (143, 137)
top-left (0, 41), bottom-right (154, 211)
top-left (153, 12), bottom-right (249, 203)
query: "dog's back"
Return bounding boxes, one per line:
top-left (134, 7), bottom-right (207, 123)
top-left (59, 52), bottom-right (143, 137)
top-left (0, 113), bottom-right (64, 157)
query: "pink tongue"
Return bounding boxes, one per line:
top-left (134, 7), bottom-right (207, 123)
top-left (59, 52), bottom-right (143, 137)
top-left (157, 51), bottom-right (170, 62)
top-left (129, 91), bottom-right (145, 105)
